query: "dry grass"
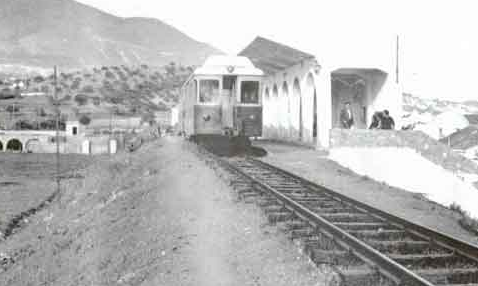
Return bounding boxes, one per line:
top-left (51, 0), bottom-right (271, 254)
top-left (0, 153), bottom-right (93, 236)
top-left (449, 202), bottom-right (478, 236)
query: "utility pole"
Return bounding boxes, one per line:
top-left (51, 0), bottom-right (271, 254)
top-left (54, 66), bottom-right (60, 195)
top-left (108, 107), bottom-right (113, 154)
top-left (396, 34), bottom-right (400, 84)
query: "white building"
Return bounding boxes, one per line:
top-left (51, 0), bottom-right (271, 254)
top-left (239, 36), bottom-right (402, 148)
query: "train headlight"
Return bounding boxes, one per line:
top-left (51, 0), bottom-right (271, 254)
top-left (249, 114), bottom-right (255, 120)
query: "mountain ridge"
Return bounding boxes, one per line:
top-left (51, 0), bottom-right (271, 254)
top-left (0, 0), bottom-right (221, 70)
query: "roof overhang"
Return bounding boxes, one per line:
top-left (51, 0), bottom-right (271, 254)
top-left (239, 36), bottom-right (315, 75)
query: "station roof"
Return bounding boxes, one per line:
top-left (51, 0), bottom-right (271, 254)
top-left (193, 55), bottom-right (264, 76)
top-left (239, 36), bottom-right (315, 75)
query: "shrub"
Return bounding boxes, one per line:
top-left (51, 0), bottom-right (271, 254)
top-left (37, 107), bottom-right (47, 117)
top-left (105, 71), bottom-right (116, 79)
top-left (74, 93), bottom-right (88, 106)
top-left (15, 119), bottom-right (36, 130)
top-left (6, 105), bottom-right (20, 113)
top-left (81, 85), bottom-right (95, 93)
top-left (121, 82), bottom-right (130, 91)
top-left (71, 80), bottom-right (80, 90)
top-left (450, 203), bottom-right (478, 235)
top-left (79, 115), bottom-right (91, 125)
top-left (92, 97), bottom-right (101, 106)
top-left (33, 75), bottom-right (45, 83)
top-left (40, 85), bottom-right (49, 93)
top-left (109, 96), bottom-right (123, 104)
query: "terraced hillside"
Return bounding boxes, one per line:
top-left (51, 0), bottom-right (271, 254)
top-left (0, 63), bottom-right (191, 129)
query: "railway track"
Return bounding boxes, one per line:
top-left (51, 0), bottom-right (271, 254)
top-left (206, 152), bottom-right (478, 286)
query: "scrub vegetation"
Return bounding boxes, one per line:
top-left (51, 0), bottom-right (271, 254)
top-left (0, 63), bottom-right (192, 130)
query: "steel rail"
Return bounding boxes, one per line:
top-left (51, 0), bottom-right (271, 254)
top-left (217, 156), bottom-right (435, 286)
top-left (250, 158), bottom-right (478, 264)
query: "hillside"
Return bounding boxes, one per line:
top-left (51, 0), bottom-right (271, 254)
top-left (403, 93), bottom-right (478, 116)
top-left (0, 63), bottom-right (190, 129)
top-left (0, 0), bottom-right (220, 71)
top-left (402, 93), bottom-right (478, 129)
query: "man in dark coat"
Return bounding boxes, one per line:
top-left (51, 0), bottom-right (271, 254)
top-left (381, 110), bottom-right (395, 130)
top-left (369, 111), bottom-right (383, 129)
top-left (339, 102), bottom-right (354, 129)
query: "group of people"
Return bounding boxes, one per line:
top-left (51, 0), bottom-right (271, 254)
top-left (339, 102), bottom-right (395, 130)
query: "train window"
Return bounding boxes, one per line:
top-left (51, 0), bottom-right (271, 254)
top-left (240, 81), bottom-right (259, 104)
top-left (199, 79), bottom-right (220, 103)
top-left (223, 76), bottom-right (236, 90)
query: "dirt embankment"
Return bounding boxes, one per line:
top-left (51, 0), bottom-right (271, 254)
top-left (0, 137), bottom-right (323, 286)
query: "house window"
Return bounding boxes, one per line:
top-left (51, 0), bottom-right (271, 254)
top-left (72, 126), bottom-right (78, 135)
top-left (199, 79), bottom-right (220, 103)
top-left (240, 81), bottom-right (259, 104)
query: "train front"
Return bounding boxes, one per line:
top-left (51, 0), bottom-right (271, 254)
top-left (181, 56), bottom-right (264, 155)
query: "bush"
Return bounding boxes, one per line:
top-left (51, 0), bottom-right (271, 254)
top-left (40, 85), bottom-right (49, 93)
top-left (81, 85), bottom-right (95, 93)
top-left (92, 97), bottom-right (101, 106)
top-left (33, 75), bottom-right (45, 83)
top-left (6, 105), bottom-right (20, 113)
top-left (105, 71), bottom-right (116, 79)
top-left (79, 115), bottom-right (91, 125)
top-left (37, 107), bottom-right (47, 117)
top-left (15, 119), bottom-right (36, 130)
top-left (74, 94), bottom-right (88, 106)
top-left (71, 80), bottom-right (80, 90)
top-left (450, 203), bottom-right (478, 235)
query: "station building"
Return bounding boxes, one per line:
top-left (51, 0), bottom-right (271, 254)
top-left (239, 36), bottom-right (402, 148)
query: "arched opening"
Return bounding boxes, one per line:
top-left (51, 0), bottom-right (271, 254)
top-left (272, 84), bottom-right (279, 137)
top-left (0, 140), bottom-right (3, 152)
top-left (25, 139), bottom-right (41, 153)
top-left (272, 84), bottom-right (278, 98)
top-left (305, 73), bottom-right (317, 143)
top-left (293, 78), bottom-right (303, 140)
top-left (281, 81), bottom-right (290, 138)
top-left (6, 139), bottom-right (23, 153)
top-left (263, 87), bottom-right (270, 128)
top-left (282, 81), bottom-right (289, 114)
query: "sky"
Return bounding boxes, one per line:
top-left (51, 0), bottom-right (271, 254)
top-left (76, 0), bottom-right (478, 102)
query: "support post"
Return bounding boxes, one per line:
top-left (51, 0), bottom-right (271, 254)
top-left (54, 66), bottom-right (60, 195)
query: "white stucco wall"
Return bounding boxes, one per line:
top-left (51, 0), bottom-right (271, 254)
top-left (261, 59), bottom-right (330, 146)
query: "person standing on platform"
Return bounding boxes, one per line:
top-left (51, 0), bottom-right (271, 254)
top-left (369, 111), bottom-right (383, 129)
top-left (381, 110), bottom-right (395, 130)
top-left (340, 102), bottom-right (354, 129)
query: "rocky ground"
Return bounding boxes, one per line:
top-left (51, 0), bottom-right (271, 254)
top-left (254, 140), bottom-right (478, 245)
top-left (0, 137), bottom-right (327, 286)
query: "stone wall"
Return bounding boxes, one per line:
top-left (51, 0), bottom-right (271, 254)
top-left (330, 128), bottom-right (478, 174)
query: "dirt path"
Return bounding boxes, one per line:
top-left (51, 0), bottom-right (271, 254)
top-left (1, 137), bottom-right (324, 286)
top-left (142, 137), bottom-right (321, 286)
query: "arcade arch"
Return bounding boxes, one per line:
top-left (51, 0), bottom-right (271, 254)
top-left (6, 139), bottom-right (23, 152)
top-left (292, 78), bottom-right (303, 140)
top-left (305, 73), bottom-right (317, 143)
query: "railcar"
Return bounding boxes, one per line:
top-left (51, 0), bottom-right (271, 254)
top-left (178, 56), bottom-right (264, 155)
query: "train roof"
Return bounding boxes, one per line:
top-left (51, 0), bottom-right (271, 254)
top-left (193, 55), bottom-right (264, 76)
